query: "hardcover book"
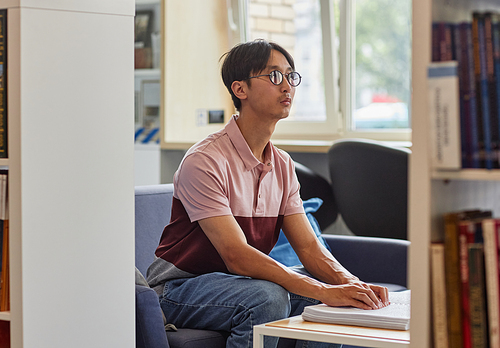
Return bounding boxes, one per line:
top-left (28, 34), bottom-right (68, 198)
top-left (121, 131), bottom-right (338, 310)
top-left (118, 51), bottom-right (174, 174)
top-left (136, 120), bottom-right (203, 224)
top-left (482, 219), bottom-right (500, 348)
top-left (428, 61), bottom-right (462, 169)
top-left (431, 244), bottom-right (449, 348)
top-left (468, 244), bottom-right (488, 348)
top-left (0, 10), bottom-right (7, 159)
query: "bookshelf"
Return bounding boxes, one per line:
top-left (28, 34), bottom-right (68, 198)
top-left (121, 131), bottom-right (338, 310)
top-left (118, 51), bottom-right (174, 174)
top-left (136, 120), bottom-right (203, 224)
top-left (2, 1), bottom-right (136, 347)
top-left (134, 0), bottom-right (161, 138)
top-left (432, 169), bottom-right (500, 181)
top-left (409, 0), bottom-right (500, 347)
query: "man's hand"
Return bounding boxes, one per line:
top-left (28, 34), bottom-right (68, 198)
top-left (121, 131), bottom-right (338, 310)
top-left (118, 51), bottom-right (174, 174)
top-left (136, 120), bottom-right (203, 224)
top-left (335, 273), bottom-right (390, 308)
top-left (281, 214), bottom-right (390, 310)
top-left (320, 281), bottom-right (390, 310)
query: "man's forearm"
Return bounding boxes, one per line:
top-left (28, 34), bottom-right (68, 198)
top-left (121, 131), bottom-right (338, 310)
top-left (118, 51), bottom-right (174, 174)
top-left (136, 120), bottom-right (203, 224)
top-left (221, 241), bottom-right (327, 296)
top-left (199, 214), bottom-right (386, 309)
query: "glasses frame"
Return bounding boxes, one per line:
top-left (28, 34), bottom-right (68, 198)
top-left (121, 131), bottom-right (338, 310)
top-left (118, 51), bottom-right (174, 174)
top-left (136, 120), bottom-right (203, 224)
top-left (245, 70), bottom-right (302, 87)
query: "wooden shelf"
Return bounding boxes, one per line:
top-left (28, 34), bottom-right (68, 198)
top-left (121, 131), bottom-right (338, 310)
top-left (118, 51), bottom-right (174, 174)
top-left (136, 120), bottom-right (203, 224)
top-left (432, 169), bottom-right (500, 181)
top-left (0, 311), bottom-right (10, 321)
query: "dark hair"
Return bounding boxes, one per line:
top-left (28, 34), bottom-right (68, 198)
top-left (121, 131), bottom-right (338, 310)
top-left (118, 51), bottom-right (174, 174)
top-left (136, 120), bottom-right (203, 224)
top-left (221, 39), bottom-right (295, 111)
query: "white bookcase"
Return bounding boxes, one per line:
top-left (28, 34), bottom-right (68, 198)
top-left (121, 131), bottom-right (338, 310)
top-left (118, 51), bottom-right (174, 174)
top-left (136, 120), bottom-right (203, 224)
top-left (2, 1), bottom-right (136, 347)
top-left (409, 0), bottom-right (500, 347)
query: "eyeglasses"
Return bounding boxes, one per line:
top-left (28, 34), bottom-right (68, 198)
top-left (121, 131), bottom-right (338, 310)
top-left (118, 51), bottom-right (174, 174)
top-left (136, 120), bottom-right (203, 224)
top-left (245, 70), bottom-right (302, 87)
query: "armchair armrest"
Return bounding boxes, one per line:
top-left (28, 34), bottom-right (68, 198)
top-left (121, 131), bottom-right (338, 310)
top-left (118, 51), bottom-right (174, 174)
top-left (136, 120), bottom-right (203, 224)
top-left (322, 235), bottom-right (409, 290)
top-left (136, 284), bottom-right (170, 348)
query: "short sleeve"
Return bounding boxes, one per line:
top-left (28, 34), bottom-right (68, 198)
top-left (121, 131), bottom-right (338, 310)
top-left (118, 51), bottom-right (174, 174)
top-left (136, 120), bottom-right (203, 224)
top-left (175, 152), bottom-right (233, 222)
top-left (283, 156), bottom-right (305, 216)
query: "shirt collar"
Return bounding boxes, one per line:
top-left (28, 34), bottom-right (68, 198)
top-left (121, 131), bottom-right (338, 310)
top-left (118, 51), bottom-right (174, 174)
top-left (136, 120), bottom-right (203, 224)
top-left (225, 115), bottom-right (274, 171)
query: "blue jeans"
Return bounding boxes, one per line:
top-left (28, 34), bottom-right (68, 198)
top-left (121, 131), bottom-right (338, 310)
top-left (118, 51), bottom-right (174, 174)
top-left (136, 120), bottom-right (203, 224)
top-left (159, 272), bottom-right (341, 348)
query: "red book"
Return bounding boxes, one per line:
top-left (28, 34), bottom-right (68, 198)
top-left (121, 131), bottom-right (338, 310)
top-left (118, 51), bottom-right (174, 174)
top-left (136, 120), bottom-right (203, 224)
top-left (0, 320), bottom-right (9, 348)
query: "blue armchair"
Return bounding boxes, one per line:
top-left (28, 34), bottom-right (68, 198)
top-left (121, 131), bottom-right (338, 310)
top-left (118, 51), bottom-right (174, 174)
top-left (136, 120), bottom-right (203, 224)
top-left (134, 182), bottom-right (409, 348)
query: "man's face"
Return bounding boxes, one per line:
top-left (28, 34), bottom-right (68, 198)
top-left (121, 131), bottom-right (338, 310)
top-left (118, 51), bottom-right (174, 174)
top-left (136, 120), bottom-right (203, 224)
top-left (244, 49), bottom-right (296, 121)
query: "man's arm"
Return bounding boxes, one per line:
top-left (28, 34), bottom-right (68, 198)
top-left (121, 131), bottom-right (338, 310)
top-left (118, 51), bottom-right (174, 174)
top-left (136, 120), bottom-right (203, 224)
top-left (281, 213), bottom-right (389, 305)
top-left (198, 214), bottom-right (388, 310)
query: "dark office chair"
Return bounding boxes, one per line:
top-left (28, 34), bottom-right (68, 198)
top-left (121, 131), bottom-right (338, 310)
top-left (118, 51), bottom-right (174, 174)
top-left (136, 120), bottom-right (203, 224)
top-left (294, 161), bottom-right (338, 231)
top-left (327, 138), bottom-right (410, 240)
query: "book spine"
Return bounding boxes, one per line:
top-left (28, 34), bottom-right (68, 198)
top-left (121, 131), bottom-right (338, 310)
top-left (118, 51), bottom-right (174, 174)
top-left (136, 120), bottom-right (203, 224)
top-left (485, 13), bottom-right (499, 168)
top-left (468, 244), bottom-right (488, 348)
top-left (433, 23), bottom-right (440, 62)
top-left (476, 13), bottom-right (493, 169)
top-left (482, 219), bottom-right (500, 348)
top-left (460, 22), bottom-right (480, 168)
top-left (492, 14), bottom-right (500, 168)
top-left (428, 61), bottom-right (462, 169)
top-left (0, 320), bottom-right (10, 348)
top-left (465, 22), bottom-right (481, 168)
top-left (1, 219), bottom-right (8, 312)
top-left (453, 23), bottom-right (468, 168)
top-left (459, 221), bottom-right (475, 348)
top-left (444, 213), bottom-right (464, 348)
top-left (431, 243), bottom-right (449, 348)
top-left (0, 168), bottom-right (7, 313)
top-left (0, 10), bottom-right (7, 159)
top-left (439, 22), bottom-right (453, 61)
top-left (473, 14), bottom-right (486, 168)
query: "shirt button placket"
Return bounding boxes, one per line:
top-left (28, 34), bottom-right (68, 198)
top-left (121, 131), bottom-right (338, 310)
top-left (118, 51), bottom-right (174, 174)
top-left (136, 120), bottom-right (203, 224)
top-left (256, 168), bottom-right (265, 214)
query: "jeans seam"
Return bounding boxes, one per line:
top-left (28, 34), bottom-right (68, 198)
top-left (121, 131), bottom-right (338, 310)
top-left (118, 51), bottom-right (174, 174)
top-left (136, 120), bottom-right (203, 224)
top-left (248, 307), bottom-right (253, 348)
top-left (290, 293), bottom-right (320, 304)
top-left (161, 298), bottom-right (242, 310)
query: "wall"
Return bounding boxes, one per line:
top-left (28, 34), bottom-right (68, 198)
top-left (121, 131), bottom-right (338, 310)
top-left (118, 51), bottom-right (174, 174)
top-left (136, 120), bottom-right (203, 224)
top-left (162, 0), bottom-right (235, 146)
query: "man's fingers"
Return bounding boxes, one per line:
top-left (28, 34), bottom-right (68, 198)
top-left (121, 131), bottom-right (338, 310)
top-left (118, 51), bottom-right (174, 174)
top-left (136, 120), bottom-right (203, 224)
top-left (369, 284), bottom-right (390, 306)
top-left (324, 283), bottom-right (391, 310)
top-left (347, 297), bottom-right (373, 310)
top-left (354, 283), bottom-right (386, 309)
top-left (354, 291), bottom-right (379, 309)
top-left (351, 282), bottom-right (390, 308)
top-left (342, 284), bottom-right (380, 309)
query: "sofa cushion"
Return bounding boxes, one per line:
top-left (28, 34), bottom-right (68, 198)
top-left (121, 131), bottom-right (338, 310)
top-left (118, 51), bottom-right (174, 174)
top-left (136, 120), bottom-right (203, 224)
top-left (135, 184), bottom-right (174, 276)
top-left (136, 285), bottom-right (170, 348)
top-left (269, 198), bottom-right (331, 267)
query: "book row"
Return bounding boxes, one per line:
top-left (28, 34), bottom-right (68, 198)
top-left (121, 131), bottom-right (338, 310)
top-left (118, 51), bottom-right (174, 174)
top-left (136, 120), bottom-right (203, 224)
top-left (432, 211), bottom-right (500, 348)
top-left (430, 12), bottom-right (500, 169)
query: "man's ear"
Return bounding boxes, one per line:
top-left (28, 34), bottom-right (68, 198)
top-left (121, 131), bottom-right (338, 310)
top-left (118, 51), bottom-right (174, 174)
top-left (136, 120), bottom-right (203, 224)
top-left (231, 81), bottom-right (247, 101)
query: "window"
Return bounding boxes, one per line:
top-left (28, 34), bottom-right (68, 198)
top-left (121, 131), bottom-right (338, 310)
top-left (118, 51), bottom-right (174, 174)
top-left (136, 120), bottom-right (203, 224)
top-left (287, 0), bottom-right (327, 122)
top-left (247, 0), bottom-right (412, 142)
top-left (350, 0), bottom-right (412, 131)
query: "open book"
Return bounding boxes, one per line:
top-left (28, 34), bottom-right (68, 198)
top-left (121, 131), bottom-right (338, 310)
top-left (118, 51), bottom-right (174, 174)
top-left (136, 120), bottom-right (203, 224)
top-left (302, 290), bottom-right (410, 331)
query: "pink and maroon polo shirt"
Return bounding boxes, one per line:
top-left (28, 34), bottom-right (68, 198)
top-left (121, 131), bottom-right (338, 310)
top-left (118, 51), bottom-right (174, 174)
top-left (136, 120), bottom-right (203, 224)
top-left (147, 115), bottom-right (304, 291)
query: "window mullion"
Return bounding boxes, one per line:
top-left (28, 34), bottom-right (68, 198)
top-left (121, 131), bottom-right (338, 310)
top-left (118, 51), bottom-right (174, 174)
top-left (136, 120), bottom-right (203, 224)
top-left (339, 0), bottom-right (355, 134)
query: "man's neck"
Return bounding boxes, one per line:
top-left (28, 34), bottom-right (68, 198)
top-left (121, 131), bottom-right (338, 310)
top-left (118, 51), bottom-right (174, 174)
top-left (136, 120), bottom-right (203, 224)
top-left (235, 113), bottom-right (276, 163)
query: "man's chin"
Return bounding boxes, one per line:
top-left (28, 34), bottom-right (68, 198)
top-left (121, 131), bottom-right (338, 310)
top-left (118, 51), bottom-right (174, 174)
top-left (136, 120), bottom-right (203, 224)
top-left (278, 112), bottom-right (290, 120)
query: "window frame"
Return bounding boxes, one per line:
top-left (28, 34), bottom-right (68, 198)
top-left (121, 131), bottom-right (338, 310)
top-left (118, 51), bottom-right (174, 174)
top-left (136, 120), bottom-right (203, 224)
top-left (270, 0), bottom-right (412, 143)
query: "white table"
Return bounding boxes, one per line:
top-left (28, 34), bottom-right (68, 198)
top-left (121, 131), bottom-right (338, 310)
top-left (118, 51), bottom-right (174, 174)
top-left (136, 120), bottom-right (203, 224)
top-left (253, 315), bottom-right (410, 348)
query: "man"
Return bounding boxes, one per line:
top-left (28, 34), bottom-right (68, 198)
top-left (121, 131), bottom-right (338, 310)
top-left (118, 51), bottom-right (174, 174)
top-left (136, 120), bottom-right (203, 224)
top-left (147, 39), bottom-right (389, 348)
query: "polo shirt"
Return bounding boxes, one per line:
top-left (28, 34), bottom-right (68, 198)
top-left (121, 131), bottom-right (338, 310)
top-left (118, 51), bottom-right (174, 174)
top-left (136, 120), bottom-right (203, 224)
top-left (147, 115), bottom-right (304, 292)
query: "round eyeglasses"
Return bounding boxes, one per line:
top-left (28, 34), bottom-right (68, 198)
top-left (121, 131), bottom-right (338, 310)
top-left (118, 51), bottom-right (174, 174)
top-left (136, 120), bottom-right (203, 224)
top-left (245, 70), bottom-right (302, 87)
